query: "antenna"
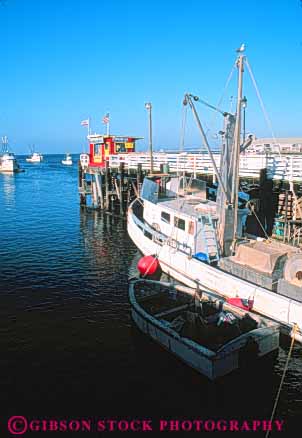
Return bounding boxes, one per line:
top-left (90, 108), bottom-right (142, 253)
top-left (1, 136), bottom-right (9, 153)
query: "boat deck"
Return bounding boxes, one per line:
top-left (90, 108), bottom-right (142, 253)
top-left (134, 282), bottom-right (269, 352)
top-left (157, 197), bottom-right (218, 219)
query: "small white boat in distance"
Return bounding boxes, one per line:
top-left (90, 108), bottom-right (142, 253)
top-left (0, 136), bottom-right (21, 173)
top-left (62, 153), bottom-right (73, 165)
top-left (26, 151), bottom-right (43, 163)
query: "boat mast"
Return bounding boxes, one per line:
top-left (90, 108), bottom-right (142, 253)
top-left (184, 94), bottom-right (229, 202)
top-left (183, 47), bottom-right (245, 256)
top-left (1, 136), bottom-right (9, 153)
top-left (231, 50), bottom-right (245, 248)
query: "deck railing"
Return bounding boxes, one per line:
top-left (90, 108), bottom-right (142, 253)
top-left (107, 152), bottom-right (302, 182)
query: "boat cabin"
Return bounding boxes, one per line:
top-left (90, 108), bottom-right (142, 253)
top-left (87, 134), bottom-right (141, 167)
top-left (140, 177), bottom-right (220, 261)
top-left (140, 176), bottom-right (248, 263)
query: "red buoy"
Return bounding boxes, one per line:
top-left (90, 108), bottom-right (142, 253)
top-left (137, 255), bottom-right (160, 277)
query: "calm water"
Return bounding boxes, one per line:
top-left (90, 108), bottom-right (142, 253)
top-left (0, 155), bottom-right (301, 436)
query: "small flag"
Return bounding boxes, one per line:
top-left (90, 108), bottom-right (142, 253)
top-left (102, 113), bottom-right (110, 124)
top-left (81, 119), bottom-right (89, 126)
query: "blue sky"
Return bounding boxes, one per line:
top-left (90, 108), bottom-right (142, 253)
top-left (0, 0), bottom-right (302, 154)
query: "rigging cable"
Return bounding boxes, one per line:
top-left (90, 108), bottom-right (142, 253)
top-left (245, 58), bottom-right (281, 159)
top-left (246, 58), bottom-right (302, 234)
top-left (208, 61), bottom-right (237, 129)
top-left (194, 62), bottom-right (236, 157)
top-left (265, 323), bottom-right (298, 438)
top-left (246, 201), bottom-right (270, 241)
top-left (179, 100), bottom-right (188, 201)
top-left (179, 103), bottom-right (188, 153)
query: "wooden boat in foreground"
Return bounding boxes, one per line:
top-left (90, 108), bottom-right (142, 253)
top-left (129, 278), bottom-right (280, 380)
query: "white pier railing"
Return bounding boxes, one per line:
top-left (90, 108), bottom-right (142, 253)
top-left (80, 152), bottom-right (302, 182)
top-left (107, 152), bottom-right (302, 182)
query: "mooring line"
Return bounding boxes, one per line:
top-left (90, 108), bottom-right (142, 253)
top-left (265, 323), bottom-right (298, 438)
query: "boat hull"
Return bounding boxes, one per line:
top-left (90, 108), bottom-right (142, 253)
top-left (129, 280), bottom-right (279, 380)
top-left (127, 207), bottom-right (302, 341)
top-left (26, 153), bottom-right (43, 163)
top-left (0, 157), bottom-right (20, 172)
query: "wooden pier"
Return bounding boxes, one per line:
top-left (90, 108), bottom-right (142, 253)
top-left (78, 156), bottom-right (302, 247)
top-left (78, 126), bottom-right (302, 247)
top-left (98, 151), bottom-right (302, 182)
top-left (78, 160), bottom-right (146, 215)
top-left (78, 133), bottom-right (302, 217)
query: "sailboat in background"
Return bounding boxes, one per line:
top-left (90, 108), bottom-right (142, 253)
top-left (127, 46), bottom-right (302, 343)
top-left (0, 136), bottom-right (21, 173)
top-left (26, 145), bottom-right (43, 163)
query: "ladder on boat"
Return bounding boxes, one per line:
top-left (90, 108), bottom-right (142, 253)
top-left (199, 215), bottom-right (220, 263)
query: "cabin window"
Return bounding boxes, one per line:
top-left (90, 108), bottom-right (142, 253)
top-left (161, 211), bottom-right (170, 224)
top-left (174, 216), bottom-right (186, 231)
top-left (94, 143), bottom-right (102, 155)
top-left (116, 143), bottom-right (126, 153)
top-left (144, 230), bottom-right (152, 240)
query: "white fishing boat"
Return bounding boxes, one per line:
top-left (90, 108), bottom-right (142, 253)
top-left (0, 136), bottom-right (20, 173)
top-left (129, 279), bottom-right (279, 380)
top-left (0, 152), bottom-right (20, 172)
top-left (26, 146), bottom-right (43, 163)
top-left (127, 46), bottom-right (302, 343)
top-left (62, 153), bottom-right (73, 165)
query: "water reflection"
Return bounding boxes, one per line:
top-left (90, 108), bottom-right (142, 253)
top-left (0, 173), bottom-right (16, 205)
top-left (79, 209), bottom-right (131, 264)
